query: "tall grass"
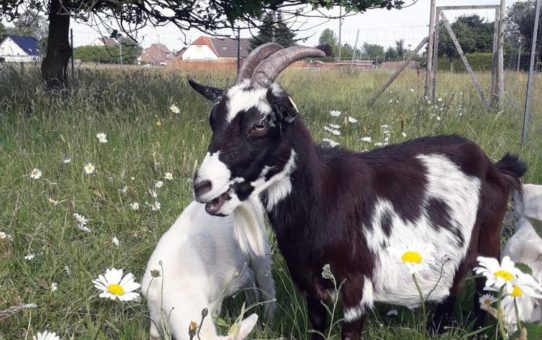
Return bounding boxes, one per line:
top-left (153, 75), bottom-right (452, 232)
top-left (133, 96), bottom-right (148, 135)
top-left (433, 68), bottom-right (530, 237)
top-left (0, 65), bottom-right (541, 339)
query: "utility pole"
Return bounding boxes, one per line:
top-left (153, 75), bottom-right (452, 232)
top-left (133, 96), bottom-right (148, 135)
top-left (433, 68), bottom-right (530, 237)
top-left (522, 0), bottom-right (541, 145)
top-left (351, 29), bottom-right (360, 67)
top-left (338, 5), bottom-right (343, 61)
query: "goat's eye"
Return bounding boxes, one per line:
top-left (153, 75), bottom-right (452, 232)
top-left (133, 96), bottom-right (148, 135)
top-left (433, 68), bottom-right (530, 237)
top-left (249, 121), bottom-right (268, 137)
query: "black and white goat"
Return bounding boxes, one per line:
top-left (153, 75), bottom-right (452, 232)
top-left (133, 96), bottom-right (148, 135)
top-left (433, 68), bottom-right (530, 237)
top-left (142, 199), bottom-right (275, 340)
top-left (189, 43), bottom-right (527, 339)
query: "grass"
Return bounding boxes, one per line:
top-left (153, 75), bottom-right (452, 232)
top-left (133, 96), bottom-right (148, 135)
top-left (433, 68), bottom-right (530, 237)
top-left (0, 64), bottom-right (541, 339)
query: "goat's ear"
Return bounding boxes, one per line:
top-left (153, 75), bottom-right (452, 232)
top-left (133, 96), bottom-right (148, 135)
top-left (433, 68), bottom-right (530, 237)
top-left (188, 78), bottom-right (224, 102)
top-left (266, 88), bottom-right (299, 124)
top-left (225, 314), bottom-right (258, 340)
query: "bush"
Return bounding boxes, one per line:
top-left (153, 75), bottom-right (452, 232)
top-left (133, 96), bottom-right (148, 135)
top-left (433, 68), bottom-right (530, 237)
top-left (74, 45), bottom-right (140, 64)
top-left (438, 53), bottom-right (493, 72)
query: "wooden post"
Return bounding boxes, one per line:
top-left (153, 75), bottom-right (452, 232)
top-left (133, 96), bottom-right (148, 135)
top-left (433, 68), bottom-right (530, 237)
top-left (369, 37), bottom-right (429, 106)
top-left (441, 12), bottom-right (490, 108)
top-left (490, 8), bottom-right (500, 107)
top-left (431, 8), bottom-right (441, 102)
top-left (425, 0), bottom-right (437, 101)
top-left (497, 0), bottom-right (506, 103)
top-left (350, 29), bottom-right (360, 69)
top-left (522, 0), bottom-right (541, 145)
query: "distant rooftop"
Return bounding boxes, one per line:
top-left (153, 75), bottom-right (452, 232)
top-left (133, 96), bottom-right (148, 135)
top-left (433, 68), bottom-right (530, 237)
top-left (3, 35), bottom-right (40, 56)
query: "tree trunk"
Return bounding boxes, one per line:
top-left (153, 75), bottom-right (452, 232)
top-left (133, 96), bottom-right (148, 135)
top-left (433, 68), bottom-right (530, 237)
top-left (41, 0), bottom-right (71, 91)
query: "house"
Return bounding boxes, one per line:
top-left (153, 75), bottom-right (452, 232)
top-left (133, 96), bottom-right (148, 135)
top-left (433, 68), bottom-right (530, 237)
top-left (138, 43), bottom-right (172, 66)
top-left (180, 36), bottom-right (251, 61)
top-left (0, 35), bottom-right (41, 63)
top-left (90, 37), bottom-right (118, 47)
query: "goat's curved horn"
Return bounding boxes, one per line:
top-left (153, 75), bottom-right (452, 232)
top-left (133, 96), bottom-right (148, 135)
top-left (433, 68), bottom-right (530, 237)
top-left (250, 46), bottom-right (325, 88)
top-left (235, 43), bottom-right (283, 83)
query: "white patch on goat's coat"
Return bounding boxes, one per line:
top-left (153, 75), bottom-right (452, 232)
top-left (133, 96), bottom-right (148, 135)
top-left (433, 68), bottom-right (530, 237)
top-left (196, 151), bottom-right (231, 201)
top-left (364, 154), bottom-right (481, 308)
top-left (226, 84), bottom-right (271, 122)
top-left (344, 276), bottom-right (375, 322)
top-left (248, 150), bottom-right (297, 211)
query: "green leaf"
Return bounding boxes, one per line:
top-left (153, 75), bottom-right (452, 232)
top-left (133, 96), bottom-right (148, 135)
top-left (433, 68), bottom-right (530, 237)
top-left (527, 217), bottom-right (542, 239)
top-left (515, 262), bottom-right (534, 275)
top-left (524, 322), bottom-right (542, 340)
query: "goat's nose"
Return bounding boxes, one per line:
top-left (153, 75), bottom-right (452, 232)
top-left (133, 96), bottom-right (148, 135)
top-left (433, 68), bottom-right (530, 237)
top-left (194, 180), bottom-right (212, 199)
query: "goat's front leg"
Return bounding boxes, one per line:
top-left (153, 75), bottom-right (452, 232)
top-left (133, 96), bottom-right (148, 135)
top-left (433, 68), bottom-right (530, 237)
top-left (341, 275), bottom-right (372, 340)
top-left (306, 293), bottom-right (328, 340)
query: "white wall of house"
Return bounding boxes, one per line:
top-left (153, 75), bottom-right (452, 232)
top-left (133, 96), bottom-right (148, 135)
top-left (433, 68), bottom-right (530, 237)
top-left (0, 37), bottom-right (41, 63)
top-left (181, 45), bottom-right (217, 60)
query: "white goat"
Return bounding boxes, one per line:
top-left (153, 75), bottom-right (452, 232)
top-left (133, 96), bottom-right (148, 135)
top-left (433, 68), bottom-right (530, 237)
top-left (142, 199), bottom-right (275, 340)
top-left (503, 183), bottom-right (542, 322)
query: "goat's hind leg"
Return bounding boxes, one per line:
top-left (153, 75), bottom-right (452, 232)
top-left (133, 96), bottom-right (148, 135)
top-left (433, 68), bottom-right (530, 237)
top-left (340, 275), bottom-right (372, 340)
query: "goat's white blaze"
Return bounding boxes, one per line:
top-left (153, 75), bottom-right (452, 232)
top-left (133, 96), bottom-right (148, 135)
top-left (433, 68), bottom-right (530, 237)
top-left (226, 83), bottom-right (271, 122)
top-left (249, 150), bottom-right (297, 211)
top-left (360, 154), bottom-right (481, 310)
top-left (344, 276), bottom-right (374, 322)
top-left (196, 151), bottom-right (231, 201)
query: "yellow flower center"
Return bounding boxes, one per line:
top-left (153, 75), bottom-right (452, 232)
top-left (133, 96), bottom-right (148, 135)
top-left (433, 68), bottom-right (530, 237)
top-left (494, 270), bottom-right (514, 281)
top-left (401, 251), bottom-right (422, 264)
top-left (483, 298), bottom-right (492, 305)
top-left (107, 283), bottom-right (125, 296)
top-left (511, 285), bottom-right (523, 298)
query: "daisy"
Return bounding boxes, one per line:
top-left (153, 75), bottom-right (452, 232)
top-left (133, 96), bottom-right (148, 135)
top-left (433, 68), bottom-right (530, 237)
top-left (164, 172), bottom-right (174, 181)
top-left (501, 272), bottom-right (542, 322)
top-left (150, 201), bottom-right (161, 211)
top-left (25, 253), bottom-right (35, 261)
top-left (386, 309), bottom-right (399, 317)
top-left (73, 213), bottom-right (88, 226)
top-left (0, 231), bottom-right (12, 240)
top-left (33, 330), bottom-right (60, 340)
top-left (169, 104), bottom-right (180, 114)
top-left (84, 163), bottom-right (95, 175)
top-left (61, 156), bottom-right (71, 164)
top-left (148, 189), bottom-right (158, 198)
top-left (30, 168), bottom-right (42, 180)
top-left (130, 202), bottom-right (140, 211)
top-left (92, 268), bottom-right (140, 302)
top-left (328, 123), bottom-right (341, 129)
top-left (474, 256), bottom-right (520, 290)
top-left (478, 293), bottom-right (497, 311)
top-left (96, 133), bottom-right (108, 143)
top-left (388, 243), bottom-right (434, 275)
top-left (361, 137), bottom-right (372, 143)
top-left (51, 282), bottom-right (58, 292)
top-left (155, 180), bottom-right (164, 189)
top-left (347, 116), bottom-right (358, 123)
top-left (329, 110), bottom-right (341, 117)
top-left (324, 125), bottom-right (341, 136)
top-left (401, 132), bottom-right (407, 138)
top-left (322, 138), bottom-right (340, 148)
top-left (112, 236), bottom-right (120, 247)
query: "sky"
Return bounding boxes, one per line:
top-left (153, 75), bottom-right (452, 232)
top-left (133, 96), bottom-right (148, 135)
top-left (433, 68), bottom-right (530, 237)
top-left (66, 0), bottom-right (521, 50)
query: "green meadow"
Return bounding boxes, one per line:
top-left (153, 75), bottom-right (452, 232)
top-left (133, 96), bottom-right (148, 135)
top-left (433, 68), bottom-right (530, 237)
top-left (1, 65), bottom-right (541, 339)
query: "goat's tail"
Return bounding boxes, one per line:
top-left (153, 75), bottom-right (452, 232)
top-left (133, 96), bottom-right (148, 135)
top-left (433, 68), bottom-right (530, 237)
top-left (495, 153), bottom-right (528, 193)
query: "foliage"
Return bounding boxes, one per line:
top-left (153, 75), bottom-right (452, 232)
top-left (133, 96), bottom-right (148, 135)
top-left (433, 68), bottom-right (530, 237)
top-left (438, 15), bottom-right (494, 59)
top-left (74, 39), bottom-right (141, 64)
top-left (361, 42), bottom-right (385, 60)
top-left (438, 53), bottom-right (493, 72)
top-left (250, 11), bottom-right (296, 49)
top-left (1, 65), bottom-right (541, 339)
top-left (505, 0), bottom-right (541, 58)
top-left (319, 28), bottom-right (338, 55)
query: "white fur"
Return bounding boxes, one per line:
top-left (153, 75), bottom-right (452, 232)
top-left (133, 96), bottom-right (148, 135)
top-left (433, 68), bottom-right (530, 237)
top-left (226, 83), bottom-right (271, 122)
top-left (364, 154), bottom-right (481, 309)
top-left (142, 201), bottom-right (275, 340)
top-left (344, 276), bottom-right (374, 322)
top-left (503, 183), bottom-right (542, 322)
top-left (250, 150), bottom-right (297, 211)
top-left (195, 151), bottom-right (231, 202)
